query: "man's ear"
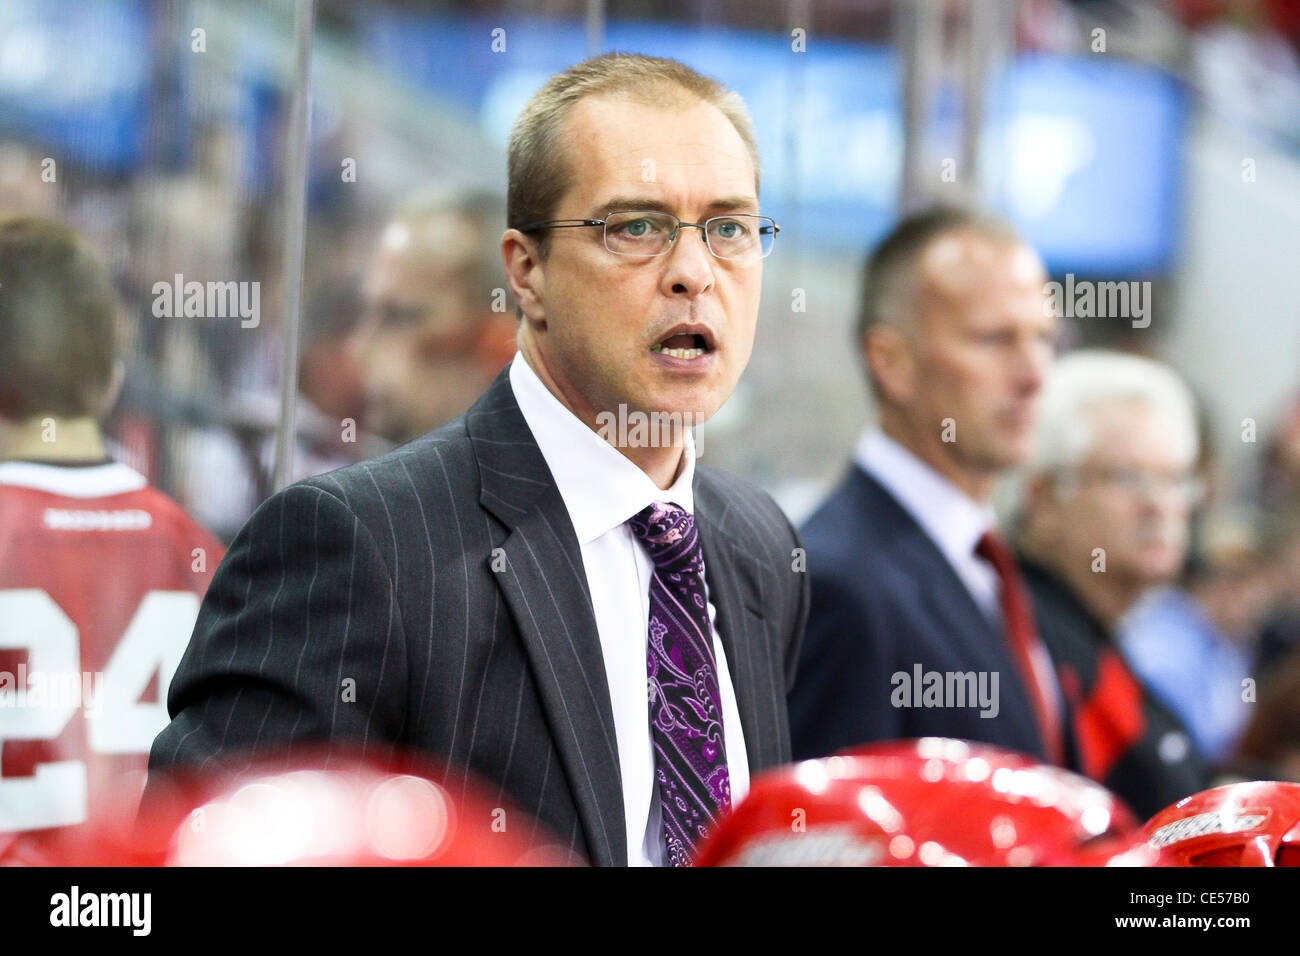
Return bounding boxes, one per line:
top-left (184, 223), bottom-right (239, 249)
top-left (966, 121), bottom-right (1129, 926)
top-left (864, 324), bottom-right (915, 407)
top-left (501, 229), bottom-right (545, 330)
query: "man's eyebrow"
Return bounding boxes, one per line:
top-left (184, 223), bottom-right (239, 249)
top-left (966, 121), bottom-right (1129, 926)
top-left (590, 196), bottom-right (761, 218)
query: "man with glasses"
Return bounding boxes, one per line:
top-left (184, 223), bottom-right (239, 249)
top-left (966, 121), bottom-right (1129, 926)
top-left (1016, 349), bottom-right (1210, 816)
top-left (148, 53), bottom-right (807, 867)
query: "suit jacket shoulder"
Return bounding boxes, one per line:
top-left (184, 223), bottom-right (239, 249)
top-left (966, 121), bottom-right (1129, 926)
top-left (694, 464), bottom-right (807, 649)
top-left (147, 376), bottom-right (612, 859)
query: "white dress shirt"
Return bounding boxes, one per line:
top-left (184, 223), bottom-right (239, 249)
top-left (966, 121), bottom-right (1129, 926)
top-left (508, 352), bottom-right (749, 866)
top-left (853, 428), bottom-right (1000, 618)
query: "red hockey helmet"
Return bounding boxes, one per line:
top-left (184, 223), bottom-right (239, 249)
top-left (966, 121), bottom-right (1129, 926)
top-left (1142, 781), bottom-right (1300, 866)
top-left (3, 747), bottom-right (578, 866)
top-left (695, 737), bottom-right (1166, 867)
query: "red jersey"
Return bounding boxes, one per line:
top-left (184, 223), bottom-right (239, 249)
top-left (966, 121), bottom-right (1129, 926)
top-left (0, 460), bottom-right (224, 835)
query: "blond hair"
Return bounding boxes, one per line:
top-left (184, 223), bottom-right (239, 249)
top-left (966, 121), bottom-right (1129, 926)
top-left (507, 52), bottom-right (760, 254)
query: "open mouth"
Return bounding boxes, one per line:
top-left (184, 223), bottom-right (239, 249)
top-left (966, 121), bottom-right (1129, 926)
top-left (649, 327), bottom-right (715, 360)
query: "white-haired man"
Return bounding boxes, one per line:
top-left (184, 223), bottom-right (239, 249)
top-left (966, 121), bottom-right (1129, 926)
top-left (1017, 349), bottom-right (1210, 817)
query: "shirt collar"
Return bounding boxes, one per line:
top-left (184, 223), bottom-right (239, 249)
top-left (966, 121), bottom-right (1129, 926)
top-left (0, 460), bottom-right (146, 498)
top-left (508, 351), bottom-right (696, 545)
top-left (853, 427), bottom-right (996, 566)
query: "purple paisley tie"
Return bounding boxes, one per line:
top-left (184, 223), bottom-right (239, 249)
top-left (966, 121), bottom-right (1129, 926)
top-left (627, 501), bottom-right (731, 866)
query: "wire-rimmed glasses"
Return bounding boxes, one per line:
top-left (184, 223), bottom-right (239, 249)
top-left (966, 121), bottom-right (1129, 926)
top-left (517, 210), bottom-right (779, 261)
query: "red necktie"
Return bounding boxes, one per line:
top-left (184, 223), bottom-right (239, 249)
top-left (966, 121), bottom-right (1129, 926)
top-left (975, 530), bottom-right (1066, 766)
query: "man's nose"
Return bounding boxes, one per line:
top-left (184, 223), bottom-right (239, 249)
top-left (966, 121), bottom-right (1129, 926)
top-left (659, 225), bottom-right (716, 298)
top-left (1015, 333), bottom-right (1052, 393)
top-left (345, 315), bottom-right (377, 363)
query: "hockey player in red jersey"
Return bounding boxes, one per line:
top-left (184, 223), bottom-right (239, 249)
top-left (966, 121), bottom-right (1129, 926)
top-left (0, 217), bottom-right (224, 852)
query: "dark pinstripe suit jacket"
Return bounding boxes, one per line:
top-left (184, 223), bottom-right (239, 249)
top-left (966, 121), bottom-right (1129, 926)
top-left (147, 367), bottom-right (808, 866)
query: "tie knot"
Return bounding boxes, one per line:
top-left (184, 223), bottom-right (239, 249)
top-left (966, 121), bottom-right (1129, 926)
top-left (627, 501), bottom-right (702, 574)
top-left (975, 529), bottom-right (1012, 570)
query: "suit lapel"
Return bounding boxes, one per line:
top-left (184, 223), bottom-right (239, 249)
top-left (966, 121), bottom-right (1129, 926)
top-left (466, 369), bottom-right (627, 866)
top-left (694, 496), bottom-right (781, 775)
top-left (853, 467), bottom-right (1047, 749)
top-left (855, 468), bottom-right (1005, 658)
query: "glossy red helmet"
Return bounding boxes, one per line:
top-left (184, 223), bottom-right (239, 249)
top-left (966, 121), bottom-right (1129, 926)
top-left (694, 737), bottom-right (1165, 866)
top-left (1142, 781), bottom-right (1300, 866)
top-left (2, 748), bottom-right (578, 866)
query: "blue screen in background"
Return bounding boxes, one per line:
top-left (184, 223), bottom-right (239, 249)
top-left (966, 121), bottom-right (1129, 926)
top-left (0, 4), bottom-right (1185, 276)
top-left (0, 0), bottom-right (152, 174)
top-left (987, 54), bottom-right (1187, 275)
top-left (364, 12), bottom-right (1186, 276)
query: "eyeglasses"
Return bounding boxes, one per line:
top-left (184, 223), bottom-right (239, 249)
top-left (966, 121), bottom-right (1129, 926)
top-left (1060, 466), bottom-right (1206, 505)
top-left (516, 210), bottom-right (780, 261)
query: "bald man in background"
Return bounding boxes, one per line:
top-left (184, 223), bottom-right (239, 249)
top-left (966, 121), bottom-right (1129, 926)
top-left (789, 207), bottom-right (1065, 763)
top-left (350, 190), bottom-right (519, 444)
